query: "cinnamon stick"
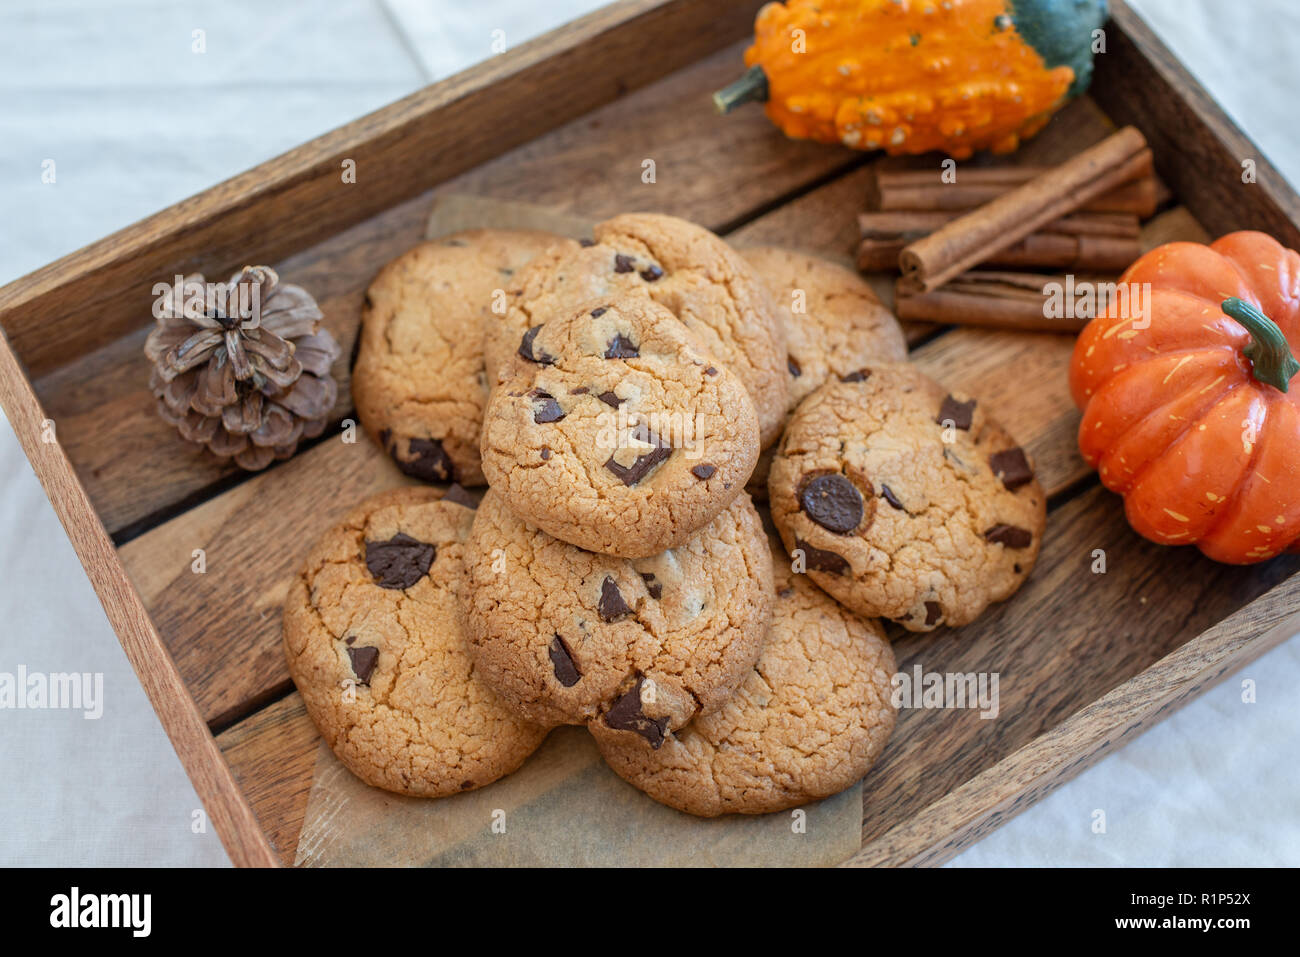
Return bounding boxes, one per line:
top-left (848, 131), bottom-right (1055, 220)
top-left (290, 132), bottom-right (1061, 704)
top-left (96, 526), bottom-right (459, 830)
top-left (871, 159), bottom-right (1158, 217)
top-left (898, 128), bottom-right (1151, 293)
top-left (893, 272), bottom-right (1099, 333)
top-left (856, 210), bottom-right (1139, 271)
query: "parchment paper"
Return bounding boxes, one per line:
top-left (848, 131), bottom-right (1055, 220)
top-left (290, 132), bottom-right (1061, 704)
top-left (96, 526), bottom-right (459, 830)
top-left (293, 195), bottom-right (864, 867)
top-left (296, 729), bottom-right (863, 867)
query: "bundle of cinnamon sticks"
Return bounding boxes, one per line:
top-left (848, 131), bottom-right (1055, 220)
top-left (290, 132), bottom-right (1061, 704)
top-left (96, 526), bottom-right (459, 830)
top-left (860, 127), bottom-right (1160, 332)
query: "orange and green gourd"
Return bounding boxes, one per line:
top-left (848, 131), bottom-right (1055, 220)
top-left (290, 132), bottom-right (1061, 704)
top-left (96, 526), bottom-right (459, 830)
top-left (715, 0), bottom-right (1109, 159)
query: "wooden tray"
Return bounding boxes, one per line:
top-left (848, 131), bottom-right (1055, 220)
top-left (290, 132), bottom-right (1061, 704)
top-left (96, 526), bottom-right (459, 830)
top-left (3, 0), bottom-right (1299, 868)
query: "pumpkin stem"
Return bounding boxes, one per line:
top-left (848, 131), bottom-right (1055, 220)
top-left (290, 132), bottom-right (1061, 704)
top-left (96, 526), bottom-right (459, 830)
top-left (712, 65), bottom-right (769, 114)
top-left (1222, 297), bottom-right (1300, 393)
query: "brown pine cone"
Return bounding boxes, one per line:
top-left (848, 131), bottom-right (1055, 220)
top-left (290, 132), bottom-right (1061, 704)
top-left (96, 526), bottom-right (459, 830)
top-left (145, 265), bottom-right (341, 471)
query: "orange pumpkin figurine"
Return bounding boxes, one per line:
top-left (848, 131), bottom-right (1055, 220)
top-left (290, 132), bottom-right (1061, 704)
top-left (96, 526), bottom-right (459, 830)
top-left (1070, 231), bottom-right (1300, 564)
top-left (714, 0), bottom-right (1109, 159)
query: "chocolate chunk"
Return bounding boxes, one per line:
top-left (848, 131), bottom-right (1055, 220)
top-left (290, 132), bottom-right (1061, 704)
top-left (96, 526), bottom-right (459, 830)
top-left (640, 265), bottom-right (664, 282)
top-left (984, 524), bottom-right (1034, 548)
top-left (795, 538), bottom-right (850, 575)
top-left (604, 425), bottom-right (672, 485)
top-left (613, 253), bottom-right (635, 273)
top-left (344, 635), bottom-right (356, 645)
top-left (704, 366), bottom-right (718, 376)
top-left (579, 238), bottom-right (595, 247)
top-left (347, 645), bottom-right (379, 684)
top-left (943, 447), bottom-right (969, 471)
top-left (540, 447), bottom-right (552, 460)
top-left (604, 334), bottom-right (639, 359)
top-left (518, 325), bottom-right (554, 365)
top-left (570, 386), bottom-right (590, 395)
top-left (990, 447), bottom-right (1034, 490)
top-left (391, 436), bottom-right (454, 483)
top-left (788, 356), bottom-right (802, 377)
top-left (800, 473), bottom-right (863, 534)
top-left (841, 369), bottom-right (871, 383)
top-left (603, 677), bottom-right (668, 749)
top-left (924, 601), bottom-right (943, 627)
top-left (597, 390), bottom-right (622, 407)
top-left (777, 587), bottom-right (795, 599)
top-left (640, 573), bottom-right (662, 600)
top-left (598, 576), bottom-right (633, 621)
top-left (530, 389), bottom-right (565, 423)
top-left (880, 484), bottom-right (905, 511)
top-left (937, 395), bottom-right (976, 430)
top-left (548, 635), bottom-right (582, 687)
top-left (691, 464), bottom-right (716, 480)
top-left (442, 483), bottom-right (478, 509)
top-left (590, 306), bottom-right (607, 318)
top-left (365, 533), bottom-right (435, 589)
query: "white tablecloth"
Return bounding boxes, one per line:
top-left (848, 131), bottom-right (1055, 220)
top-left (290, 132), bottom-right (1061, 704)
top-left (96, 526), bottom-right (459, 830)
top-left (0, 0), bottom-right (1295, 866)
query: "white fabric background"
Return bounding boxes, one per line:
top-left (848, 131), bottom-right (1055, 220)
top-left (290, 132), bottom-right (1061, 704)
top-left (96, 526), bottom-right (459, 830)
top-left (0, 0), bottom-right (1295, 867)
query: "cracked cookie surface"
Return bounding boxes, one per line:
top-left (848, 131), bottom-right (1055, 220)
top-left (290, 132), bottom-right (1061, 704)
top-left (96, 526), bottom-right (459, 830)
top-left (353, 230), bottom-right (566, 486)
top-left (483, 213), bottom-right (789, 446)
top-left (740, 246), bottom-right (909, 499)
top-left (594, 538), bottom-right (897, 816)
top-left (460, 488), bottom-right (773, 740)
top-left (480, 295), bottom-right (760, 558)
top-left (282, 486), bottom-right (548, 797)
top-left (769, 362), bottom-right (1046, 631)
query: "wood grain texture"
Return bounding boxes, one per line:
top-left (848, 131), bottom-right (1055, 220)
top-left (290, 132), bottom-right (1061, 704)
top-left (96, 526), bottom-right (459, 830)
top-left (216, 692), bottom-right (318, 865)
top-left (0, 0), bottom-right (762, 377)
top-left (1092, 0), bottom-right (1300, 248)
top-left (0, 331), bottom-right (278, 868)
top-left (845, 571), bottom-right (1300, 867)
top-left (852, 483), bottom-right (1300, 861)
top-left (34, 41), bottom-right (856, 541)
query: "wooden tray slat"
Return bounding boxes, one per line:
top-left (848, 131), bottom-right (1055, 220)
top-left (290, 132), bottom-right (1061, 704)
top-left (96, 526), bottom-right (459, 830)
top-left (217, 691), bottom-right (319, 864)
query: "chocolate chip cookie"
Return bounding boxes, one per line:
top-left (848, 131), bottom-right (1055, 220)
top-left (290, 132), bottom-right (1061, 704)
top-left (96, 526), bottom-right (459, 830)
top-left (740, 246), bottom-right (909, 499)
top-left (593, 539), bottom-right (897, 816)
top-left (480, 295), bottom-right (760, 558)
top-left (353, 230), bottom-right (566, 486)
top-left (459, 488), bottom-right (773, 742)
top-left (741, 246), bottom-right (908, 408)
top-left (483, 213), bottom-right (789, 446)
top-left (282, 486), bottom-right (548, 797)
top-left (769, 362), bottom-right (1046, 631)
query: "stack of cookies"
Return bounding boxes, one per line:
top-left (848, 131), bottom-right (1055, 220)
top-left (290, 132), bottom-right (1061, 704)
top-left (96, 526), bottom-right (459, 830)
top-left (282, 212), bottom-right (1046, 817)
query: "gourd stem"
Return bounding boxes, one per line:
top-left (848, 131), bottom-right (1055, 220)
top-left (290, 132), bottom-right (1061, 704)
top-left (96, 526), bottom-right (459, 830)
top-left (1222, 297), bottom-right (1300, 393)
top-left (712, 65), bottom-right (769, 114)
